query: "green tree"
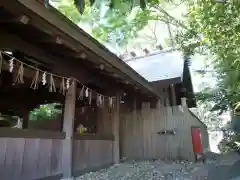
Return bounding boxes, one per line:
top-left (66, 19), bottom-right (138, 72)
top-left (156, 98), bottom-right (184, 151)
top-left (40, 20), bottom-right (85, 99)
top-left (29, 103), bottom-right (62, 121)
top-left (51, 0), bottom-right (184, 49)
top-left (197, 102), bottom-right (224, 131)
top-left (71, 0), bottom-right (181, 15)
top-left (175, 0), bottom-right (240, 110)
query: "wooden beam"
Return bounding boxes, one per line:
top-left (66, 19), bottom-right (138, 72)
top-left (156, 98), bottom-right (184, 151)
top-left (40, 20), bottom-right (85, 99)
top-left (0, 15), bottom-right (30, 24)
top-left (41, 35), bottom-right (84, 53)
top-left (61, 80), bottom-right (76, 178)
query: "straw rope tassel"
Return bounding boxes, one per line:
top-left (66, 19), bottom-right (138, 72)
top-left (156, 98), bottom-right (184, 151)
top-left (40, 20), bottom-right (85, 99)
top-left (31, 70), bottom-right (39, 90)
top-left (66, 78), bottom-right (70, 89)
top-left (96, 95), bottom-right (100, 107)
top-left (102, 96), bottom-right (105, 107)
top-left (109, 97), bottom-right (113, 108)
top-left (85, 88), bottom-right (89, 97)
top-left (9, 58), bottom-right (14, 73)
top-left (42, 72), bottom-right (47, 85)
top-left (78, 86), bottom-right (84, 100)
top-left (15, 62), bottom-right (24, 84)
top-left (0, 51), bottom-right (3, 74)
top-left (59, 78), bottom-right (66, 95)
top-left (0, 51), bottom-right (117, 103)
top-left (100, 95), bottom-right (102, 107)
top-left (89, 91), bottom-right (92, 105)
top-left (49, 74), bottom-right (56, 92)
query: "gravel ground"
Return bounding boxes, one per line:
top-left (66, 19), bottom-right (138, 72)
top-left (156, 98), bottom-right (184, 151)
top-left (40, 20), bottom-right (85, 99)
top-left (67, 160), bottom-right (196, 180)
top-left (61, 152), bottom-right (240, 180)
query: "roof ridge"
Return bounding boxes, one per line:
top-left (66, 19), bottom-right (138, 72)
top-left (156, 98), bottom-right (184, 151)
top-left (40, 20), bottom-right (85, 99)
top-left (124, 48), bottom-right (178, 62)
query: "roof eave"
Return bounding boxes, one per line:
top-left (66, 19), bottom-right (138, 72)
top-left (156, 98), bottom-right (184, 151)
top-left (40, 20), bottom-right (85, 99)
top-left (17, 0), bottom-right (161, 98)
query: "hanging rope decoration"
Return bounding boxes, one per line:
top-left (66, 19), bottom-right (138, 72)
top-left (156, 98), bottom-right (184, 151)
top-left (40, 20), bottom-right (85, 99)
top-left (49, 74), bottom-right (56, 92)
top-left (0, 51), bottom-right (116, 107)
top-left (15, 62), bottom-right (24, 84)
top-left (100, 95), bottom-right (103, 107)
top-left (9, 58), bottom-right (14, 73)
top-left (109, 97), bottom-right (113, 107)
top-left (102, 95), bottom-right (105, 107)
top-left (42, 72), bottom-right (47, 85)
top-left (31, 70), bottom-right (40, 90)
top-left (89, 91), bottom-right (92, 105)
top-left (59, 78), bottom-right (66, 95)
top-left (96, 95), bottom-right (99, 106)
top-left (78, 86), bottom-right (84, 100)
top-left (66, 78), bottom-right (70, 89)
top-left (85, 88), bottom-right (89, 97)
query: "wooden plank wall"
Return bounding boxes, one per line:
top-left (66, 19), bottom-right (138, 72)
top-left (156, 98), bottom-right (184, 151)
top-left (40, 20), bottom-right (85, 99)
top-left (72, 100), bottom-right (115, 175)
top-left (0, 135), bottom-right (63, 180)
top-left (120, 101), bottom-right (209, 161)
top-left (72, 139), bottom-right (114, 175)
top-left (97, 103), bottom-right (113, 135)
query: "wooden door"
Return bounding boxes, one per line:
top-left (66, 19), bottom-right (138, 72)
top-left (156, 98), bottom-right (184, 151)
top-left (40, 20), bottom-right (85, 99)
top-left (191, 127), bottom-right (203, 161)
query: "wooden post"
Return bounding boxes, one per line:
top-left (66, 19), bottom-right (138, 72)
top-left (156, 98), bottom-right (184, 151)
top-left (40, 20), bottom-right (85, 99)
top-left (61, 80), bottom-right (76, 178)
top-left (60, 99), bottom-right (66, 132)
top-left (181, 97), bottom-right (188, 111)
top-left (170, 84), bottom-right (177, 113)
top-left (112, 94), bottom-right (120, 164)
top-left (22, 109), bottom-right (29, 129)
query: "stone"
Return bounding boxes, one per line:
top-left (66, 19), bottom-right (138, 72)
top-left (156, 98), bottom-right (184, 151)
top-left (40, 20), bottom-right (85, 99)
top-left (65, 153), bottom-right (240, 180)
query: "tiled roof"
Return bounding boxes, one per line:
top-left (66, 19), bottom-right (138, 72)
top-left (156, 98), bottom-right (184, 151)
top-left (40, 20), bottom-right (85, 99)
top-left (126, 50), bottom-right (184, 82)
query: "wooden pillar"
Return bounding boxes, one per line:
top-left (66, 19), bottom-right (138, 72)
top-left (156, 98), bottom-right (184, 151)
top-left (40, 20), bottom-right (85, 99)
top-left (112, 94), bottom-right (120, 164)
top-left (22, 109), bottom-right (29, 129)
top-left (181, 97), bottom-right (188, 111)
top-left (61, 81), bottom-right (76, 178)
top-left (60, 99), bottom-right (66, 132)
top-left (181, 97), bottom-right (188, 126)
top-left (170, 84), bottom-right (177, 112)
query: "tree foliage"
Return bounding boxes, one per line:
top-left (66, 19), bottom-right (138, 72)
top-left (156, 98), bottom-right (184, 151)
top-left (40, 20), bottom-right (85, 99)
top-left (197, 102), bottom-right (225, 131)
top-left (53, 0), bottom-right (184, 48)
top-left (176, 1), bottom-right (240, 152)
top-left (176, 0), bottom-right (240, 113)
top-left (72, 0), bottom-right (177, 15)
top-left (29, 103), bottom-right (62, 121)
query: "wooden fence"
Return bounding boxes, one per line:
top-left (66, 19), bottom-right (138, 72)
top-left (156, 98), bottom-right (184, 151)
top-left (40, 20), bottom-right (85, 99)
top-left (0, 129), bottom-right (115, 180)
top-left (120, 101), bottom-right (209, 161)
top-left (73, 134), bottom-right (114, 176)
top-left (0, 128), bottom-right (64, 180)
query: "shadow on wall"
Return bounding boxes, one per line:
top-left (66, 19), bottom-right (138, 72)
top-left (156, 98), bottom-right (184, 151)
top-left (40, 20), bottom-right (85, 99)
top-left (28, 117), bottom-right (62, 131)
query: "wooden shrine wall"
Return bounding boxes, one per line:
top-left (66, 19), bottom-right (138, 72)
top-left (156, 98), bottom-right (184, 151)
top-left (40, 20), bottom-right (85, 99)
top-left (72, 102), bottom-right (115, 176)
top-left (120, 100), bottom-right (209, 161)
top-left (72, 137), bottom-right (114, 176)
top-left (0, 128), bottom-right (64, 180)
